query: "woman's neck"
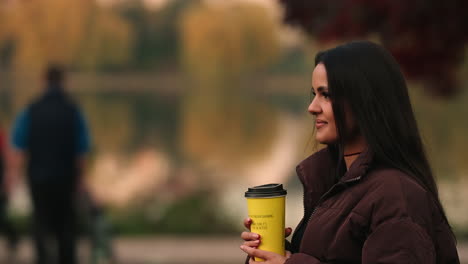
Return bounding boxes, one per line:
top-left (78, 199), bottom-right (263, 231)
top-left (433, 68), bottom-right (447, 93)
top-left (343, 135), bottom-right (367, 170)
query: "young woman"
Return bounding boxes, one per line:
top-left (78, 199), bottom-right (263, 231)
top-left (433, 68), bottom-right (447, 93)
top-left (240, 41), bottom-right (460, 263)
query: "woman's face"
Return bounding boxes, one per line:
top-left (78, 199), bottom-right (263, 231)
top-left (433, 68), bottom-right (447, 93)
top-left (309, 63), bottom-right (338, 144)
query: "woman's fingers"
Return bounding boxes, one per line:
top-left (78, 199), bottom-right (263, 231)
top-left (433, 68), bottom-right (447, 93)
top-left (241, 245), bottom-right (287, 263)
top-left (241, 245), bottom-right (269, 259)
top-left (241, 231), bottom-right (260, 241)
top-left (241, 219), bottom-right (261, 254)
top-left (242, 240), bottom-right (261, 248)
top-left (244, 217), bottom-right (252, 230)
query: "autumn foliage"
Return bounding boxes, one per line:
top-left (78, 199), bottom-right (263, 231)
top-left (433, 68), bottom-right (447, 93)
top-left (279, 0), bottom-right (468, 96)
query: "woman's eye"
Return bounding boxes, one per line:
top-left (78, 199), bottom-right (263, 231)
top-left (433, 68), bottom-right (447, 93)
top-left (322, 92), bottom-right (330, 99)
top-left (310, 89), bottom-right (316, 102)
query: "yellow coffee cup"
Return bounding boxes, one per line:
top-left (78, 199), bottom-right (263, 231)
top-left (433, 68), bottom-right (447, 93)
top-left (245, 183), bottom-right (287, 261)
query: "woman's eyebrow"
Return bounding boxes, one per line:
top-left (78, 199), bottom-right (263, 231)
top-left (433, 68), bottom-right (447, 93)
top-left (316, 86), bottom-right (328, 92)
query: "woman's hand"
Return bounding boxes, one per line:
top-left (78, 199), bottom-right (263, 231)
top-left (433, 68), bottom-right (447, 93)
top-left (240, 245), bottom-right (292, 263)
top-left (240, 218), bottom-right (293, 261)
top-left (241, 218), bottom-right (261, 248)
top-left (241, 218), bottom-right (292, 248)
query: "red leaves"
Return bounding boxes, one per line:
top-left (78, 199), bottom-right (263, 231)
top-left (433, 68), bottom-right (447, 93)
top-left (279, 0), bottom-right (468, 97)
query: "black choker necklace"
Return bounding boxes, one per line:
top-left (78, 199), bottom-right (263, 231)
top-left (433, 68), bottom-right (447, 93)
top-left (344, 151), bottom-right (362, 157)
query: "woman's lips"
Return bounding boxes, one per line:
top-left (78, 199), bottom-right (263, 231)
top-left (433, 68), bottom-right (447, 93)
top-left (316, 119), bottom-right (327, 129)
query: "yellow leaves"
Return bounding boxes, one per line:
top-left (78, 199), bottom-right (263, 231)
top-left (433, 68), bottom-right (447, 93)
top-left (0, 7), bottom-right (11, 44)
top-left (179, 1), bottom-right (280, 83)
top-left (77, 9), bottom-right (133, 70)
top-left (6, 0), bottom-right (93, 69)
top-left (1, 0), bottom-right (132, 71)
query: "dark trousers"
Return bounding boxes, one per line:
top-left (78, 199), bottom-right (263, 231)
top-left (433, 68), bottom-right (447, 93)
top-left (0, 194), bottom-right (18, 249)
top-left (30, 186), bottom-right (77, 264)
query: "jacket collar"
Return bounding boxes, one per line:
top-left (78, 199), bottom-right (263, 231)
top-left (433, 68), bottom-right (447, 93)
top-left (296, 146), bottom-right (374, 193)
top-left (340, 148), bottom-right (373, 182)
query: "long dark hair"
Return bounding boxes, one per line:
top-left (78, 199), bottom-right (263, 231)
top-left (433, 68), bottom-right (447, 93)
top-left (314, 41), bottom-right (453, 231)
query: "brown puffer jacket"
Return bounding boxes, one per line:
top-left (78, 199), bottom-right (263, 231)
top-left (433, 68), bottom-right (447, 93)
top-left (285, 148), bottom-right (459, 264)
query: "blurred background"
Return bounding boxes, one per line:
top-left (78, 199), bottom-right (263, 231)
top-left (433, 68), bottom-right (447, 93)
top-left (0, 0), bottom-right (467, 263)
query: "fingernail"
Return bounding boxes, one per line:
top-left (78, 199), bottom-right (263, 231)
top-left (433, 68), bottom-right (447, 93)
top-left (253, 234), bottom-right (259, 239)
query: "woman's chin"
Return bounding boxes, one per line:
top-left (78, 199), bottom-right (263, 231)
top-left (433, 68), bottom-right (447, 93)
top-left (315, 138), bottom-right (328, 145)
top-left (315, 136), bottom-right (337, 145)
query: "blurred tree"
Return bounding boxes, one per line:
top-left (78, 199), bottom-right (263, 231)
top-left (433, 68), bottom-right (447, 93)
top-left (279, 0), bottom-right (468, 96)
top-left (180, 1), bottom-right (280, 84)
top-left (410, 86), bottom-right (468, 179)
top-left (117, 0), bottom-right (192, 70)
top-left (179, 1), bottom-right (281, 177)
top-left (76, 8), bottom-right (133, 70)
top-left (0, 6), bottom-right (14, 68)
top-left (0, 0), bottom-right (132, 71)
top-left (6, 0), bottom-right (94, 70)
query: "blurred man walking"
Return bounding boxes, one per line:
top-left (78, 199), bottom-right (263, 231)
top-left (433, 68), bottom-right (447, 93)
top-left (10, 65), bottom-right (90, 264)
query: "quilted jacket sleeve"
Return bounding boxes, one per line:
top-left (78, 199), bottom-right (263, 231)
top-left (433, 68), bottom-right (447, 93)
top-left (285, 218), bottom-right (436, 264)
top-left (362, 218), bottom-right (436, 264)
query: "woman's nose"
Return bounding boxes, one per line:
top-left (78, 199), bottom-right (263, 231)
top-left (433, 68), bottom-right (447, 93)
top-left (308, 98), bottom-right (321, 115)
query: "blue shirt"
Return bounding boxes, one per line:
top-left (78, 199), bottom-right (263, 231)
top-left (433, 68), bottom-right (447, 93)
top-left (11, 108), bottom-right (91, 155)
